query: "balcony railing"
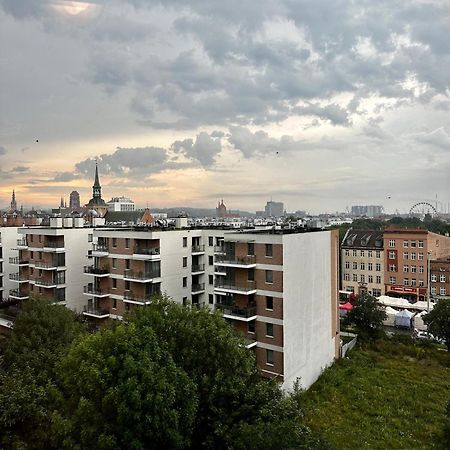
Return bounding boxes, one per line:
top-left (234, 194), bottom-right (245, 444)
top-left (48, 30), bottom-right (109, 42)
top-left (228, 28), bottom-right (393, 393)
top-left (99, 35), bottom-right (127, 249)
top-left (134, 247), bottom-right (160, 256)
top-left (191, 264), bottom-right (205, 273)
top-left (84, 286), bottom-right (109, 296)
top-left (9, 273), bottom-right (28, 282)
top-left (214, 280), bottom-right (256, 292)
top-left (35, 278), bottom-right (63, 287)
top-left (92, 243), bottom-right (108, 253)
top-left (191, 245), bottom-right (205, 253)
top-left (9, 289), bottom-right (29, 299)
top-left (124, 269), bottom-right (161, 281)
top-left (123, 292), bottom-right (159, 304)
top-left (215, 255), bottom-right (256, 265)
top-left (44, 241), bottom-right (64, 249)
top-left (214, 245), bottom-right (225, 253)
top-left (9, 257), bottom-right (29, 265)
top-left (192, 283), bottom-right (205, 293)
top-left (215, 302), bottom-right (257, 319)
top-left (83, 306), bottom-right (110, 318)
top-left (16, 238), bottom-right (28, 247)
top-left (84, 266), bottom-right (110, 275)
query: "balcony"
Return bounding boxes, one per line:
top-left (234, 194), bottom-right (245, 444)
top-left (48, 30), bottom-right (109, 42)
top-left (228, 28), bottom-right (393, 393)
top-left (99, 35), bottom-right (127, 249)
top-left (82, 306), bottom-right (110, 319)
top-left (9, 273), bottom-right (29, 283)
top-left (214, 280), bottom-right (257, 295)
top-left (0, 313), bottom-right (15, 330)
top-left (9, 289), bottom-right (29, 300)
top-left (123, 292), bottom-right (155, 305)
top-left (214, 255), bottom-right (256, 268)
top-left (191, 283), bottom-right (205, 295)
top-left (83, 285), bottom-right (109, 298)
top-left (123, 269), bottom-right (161, 283)
top-left (215, 302), bottom-right (257, 321)
top-left (16, 238), bottom-right (28, 249)
top-left (92, 243), bottom-right (109, 257)
top-left (243, 338), bottom-right (257, 349)
top-left (43, 241), bottom-right (65, 252)
top-left (34, 278), bottom-right (65, 288)
top-left (214, 245), bottom-right (225, 254)
top-left (9, 257), bottom-right (29, 266)
top-left (32, 261), bottom-right (65, 270)
top-left (191, 264), bottom-right (205, 274)
top-left (191, 245), bottom-right (205, 255)
top-left (132, 247), bottom-right (160, 260)
top-left (84, 266), bottom-right (110, 277)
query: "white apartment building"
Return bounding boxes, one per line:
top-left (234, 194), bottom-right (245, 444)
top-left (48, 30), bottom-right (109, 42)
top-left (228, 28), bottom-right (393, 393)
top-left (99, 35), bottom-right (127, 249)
top-left (0, 227), bottom-right (20, 300)
top-left (107, 196), bottom-right (135, 212)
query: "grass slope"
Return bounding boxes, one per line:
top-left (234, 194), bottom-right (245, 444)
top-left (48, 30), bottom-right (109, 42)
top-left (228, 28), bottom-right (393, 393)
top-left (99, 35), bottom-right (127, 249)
top-left (302, 339), bottom-right (450, 449)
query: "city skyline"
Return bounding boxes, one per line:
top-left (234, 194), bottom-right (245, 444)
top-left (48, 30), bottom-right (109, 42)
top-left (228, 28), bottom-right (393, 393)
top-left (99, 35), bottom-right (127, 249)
top-left (1, 0), bottom-right (449, 213)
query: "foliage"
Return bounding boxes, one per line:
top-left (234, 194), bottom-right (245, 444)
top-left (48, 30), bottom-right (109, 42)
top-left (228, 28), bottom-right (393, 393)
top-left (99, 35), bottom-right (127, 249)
top-left (443, 400), bottom-right (450, 446)
top-left (301, 339), bottom-right (450, 449)
top-left (344, 293), bottom-right (387, 340)
top-left (54, 322), bottom-right (198, 450)
top-left (424, 299), bottom-right (450, 351)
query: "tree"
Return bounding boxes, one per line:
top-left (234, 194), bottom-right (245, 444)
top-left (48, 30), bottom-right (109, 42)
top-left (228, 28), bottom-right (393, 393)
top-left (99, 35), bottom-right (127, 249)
top-left (344, 293), bottom-right (387, 340)
top-left (54, 322), bottom-right (198, 450)
top-left (423, 299), bottom-right (450, 351)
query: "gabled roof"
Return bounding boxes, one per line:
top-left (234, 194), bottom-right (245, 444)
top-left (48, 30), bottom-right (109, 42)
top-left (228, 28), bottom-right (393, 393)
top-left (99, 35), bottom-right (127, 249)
top-left (341, 229), bottom-right (384, 249)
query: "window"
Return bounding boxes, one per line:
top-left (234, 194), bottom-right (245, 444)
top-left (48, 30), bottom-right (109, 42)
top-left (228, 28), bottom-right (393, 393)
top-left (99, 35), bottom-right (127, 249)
top-left (376, 276), bottom-right (381, 284)
top-left (208, 255), bottom-right (213, 266)
top-left (376, 251), bottom-right (381, 258)
top-left (418, 252), bottom-right (424, 260)
top-left (418, 240), bottom-right (424, 248)
top-left (389, 251), bottom-right (396, 259)
top-left (431, 287), bottom-right (437, 295)
top-left (368, 251), bottom-right (373, 258)
top-left (183, 237), bottom-right (187, 247)
top-left (38, 235), bottom-right (42, 243)
top-left (403, 252), bottom-right (409, 259)
top-left (368, 275), bottom-right (373, 283)
top-left (125, 259), bottom-right (130, 270)
top-left (182, 297), bottom-right (188, 306)
top-left (345, 261), bottom-right (350, 269)
top-left (373, 288), bottom-right (381, 297)
top-left (183, 257), bottom-right (187, 267)
top-left (353, 274), bottom-right (358, 282)
top-left (390, 276), bottom-right (396, 284)
top-left (368, 263), bottom-right (373, 271)
top-left (30, 251), bottom-right (34, 259)
top-left (376, 263), bottom-right (381, 272)
top-left (440, 275), bottom-right (446, 283)
top-left (404, 278), bottom-right (409, 286)
top-left (266, 323), bottom-right (274, 337)
top-left (347, 286), bottom-right (355, 293)
top-left (344, 273), bottom-right (350, 281)
top-left (266, 349), bottom-right (274, 365)
top-left (411, 278), bottom-right (417, 287)
top-left (208, 236), bottom-right (213, 246)
top-left (112, 238), bottom-right (117, 248)
top-left (353, 250), bottom-right (357, 257)
top-left (112, 298), bottom-right (117, 309)
top-left (112, 258), bottom-right (117, 269)
top-left (209, 275), bottom-right (213, 285)
top-left (403, 240), bottom-right (409, 248)
top-left (265, 270), bottom-right (273, 283)
top-left (125, 238), bottom-right (130, 248)
top-left (389, 240), bottom-right (395, 247)
top-left (345, 250), bottom-right (350, 256)
top-left (411, 265), bottom-right (417, 273)
top-left (266, 296), bottom-right (274, 310)
top-left (440, 287), bottom-right (446, 296)
top-left (389, 264), bottom-right (396, 272)
top-left (410, 252), bottom-right (416, 260)
top-left (360, 262), bottom-right (365, 270)
top-left (248, 269), bottom-right (254, 281)
top-left (30, 235), bottom-right (34, 242)
top-left (88, 234), bottom-right (93, 243)
top-left (209, 294), bottom-right (214, 304)
top-left (125, 280), bottom-right (130, 291)
top-left (353, 262), bottom-right (358, 269)
top-left (404, 265), bottom-right (409, 273)
top-left (248, 242), bottom-right (254, 255)
top-left (183, 277), bottom-right (187, 287)
top-left (419, 280), bottom-right (424, 287)
top-left (431, 274), bottom-right (437, 282)
top-left (265, 244), bottom-right (273, 257)
top-left (248, 321), bottom-right (255, 333)
top-left (360, 250), bottom-right (365, 257)
top-left (360, 274), bottom-right (365, 283)
top-left (410, 240), bottom-right (416, 248)
top-left (419, 265), bottom-right (424, 273)
top-left (112, 278), bottom-right (117, 289)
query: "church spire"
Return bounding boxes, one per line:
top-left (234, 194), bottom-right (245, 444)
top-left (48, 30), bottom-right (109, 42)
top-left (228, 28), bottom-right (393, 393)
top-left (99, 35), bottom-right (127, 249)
top-left (92, 160), bottom-right (102, 201)
top-left (94, 160), bottom-right (100, 188)
top-left (10, 189), bottom-right (17, 211)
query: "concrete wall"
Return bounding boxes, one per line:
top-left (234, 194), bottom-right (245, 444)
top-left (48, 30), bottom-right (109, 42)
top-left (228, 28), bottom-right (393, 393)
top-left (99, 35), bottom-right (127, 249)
top-left (1, 227), bottom-right (20, 297)
top-left (282, 231), bottom-right (337, 390)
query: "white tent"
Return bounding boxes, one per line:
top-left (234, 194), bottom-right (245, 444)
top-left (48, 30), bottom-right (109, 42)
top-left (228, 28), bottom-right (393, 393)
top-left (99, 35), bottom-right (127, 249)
top-left (383, 306), bottom-right (398, 327)
top-left (414, 310), bottom-right (428, 331)
top-left (395, 309), bottom-right (415, 328)
top-left (378, 295), bottom-right (412, 309)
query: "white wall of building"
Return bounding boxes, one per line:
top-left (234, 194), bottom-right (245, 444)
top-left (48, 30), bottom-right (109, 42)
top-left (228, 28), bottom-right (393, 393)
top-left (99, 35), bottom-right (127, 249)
top-left (1, 227), bottom-right (20, 298)
top-left (282, 231), bottom-right (337, 390)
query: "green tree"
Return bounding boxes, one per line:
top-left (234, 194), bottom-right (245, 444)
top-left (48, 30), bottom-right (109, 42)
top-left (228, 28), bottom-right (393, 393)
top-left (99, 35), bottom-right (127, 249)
top-left (344, 293), bottom-right (387, 340)
top-left (54, 322), bottom-right (197, 450)
top-left (423, 299), bottom-right (450, 351)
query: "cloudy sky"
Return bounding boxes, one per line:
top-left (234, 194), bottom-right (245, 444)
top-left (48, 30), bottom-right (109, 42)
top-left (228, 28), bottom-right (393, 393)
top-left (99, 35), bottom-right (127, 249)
top-left (0, 0), bottom-right (449, 214)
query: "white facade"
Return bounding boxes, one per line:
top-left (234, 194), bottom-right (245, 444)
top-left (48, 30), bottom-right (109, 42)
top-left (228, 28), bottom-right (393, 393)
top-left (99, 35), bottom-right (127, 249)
top-left (0, 227), bottom-right (20, 299)
top-left (107, 197), bottom-right (135, 212)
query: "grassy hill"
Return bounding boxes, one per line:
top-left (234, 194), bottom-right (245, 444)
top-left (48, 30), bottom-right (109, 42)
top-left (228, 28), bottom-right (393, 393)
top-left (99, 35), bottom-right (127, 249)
top-left (301, 338), bottom-right (450, 449)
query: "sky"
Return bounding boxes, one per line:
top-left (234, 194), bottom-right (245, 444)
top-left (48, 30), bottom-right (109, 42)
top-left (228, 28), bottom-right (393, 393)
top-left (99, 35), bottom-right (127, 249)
top-left (0, 0), bottom-right (449, 214)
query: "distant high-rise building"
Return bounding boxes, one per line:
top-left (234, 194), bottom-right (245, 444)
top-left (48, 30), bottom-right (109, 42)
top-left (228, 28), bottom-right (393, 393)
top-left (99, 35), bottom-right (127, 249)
top-left (70, 191), bottom-right (81, 210)
top-left (265, 201), bottom-right (284, 218)
top-left (351, 205), bottom-right (384, 217)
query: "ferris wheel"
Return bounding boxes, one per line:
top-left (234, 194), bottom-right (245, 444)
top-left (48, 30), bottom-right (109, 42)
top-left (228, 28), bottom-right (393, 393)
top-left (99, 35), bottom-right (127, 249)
top-left (409, 202), bottom-right (437, 218)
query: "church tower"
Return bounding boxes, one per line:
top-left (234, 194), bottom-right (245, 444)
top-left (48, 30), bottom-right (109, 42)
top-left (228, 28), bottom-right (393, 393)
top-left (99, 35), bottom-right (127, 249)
top-left (10, 189), bottom-right (17, 212)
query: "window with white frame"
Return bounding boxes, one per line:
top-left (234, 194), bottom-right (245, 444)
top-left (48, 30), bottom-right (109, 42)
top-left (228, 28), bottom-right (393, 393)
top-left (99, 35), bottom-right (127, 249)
top-left (440, 287), bottom-right (446, 296)
top-left (373, 288), bottom-right (381, 297)
top-left (353, 250), bottom-right (357, 257)
top-left (368, 275), bottom-right (373, 283)
top-left (403, 252), bottom-right (409, 259)
top-left (411, 265), bottom-right (417, 273)
top-left (410, 252), bottom-right (416, 260)
top-left (389, 264), bottom-right (396, 272)
top-left (347, 286), bottom-right (354, 293)
top-left (389, 276), bottom-right (396, 284)
top-left (431, 287), bottom-right (436, 295)
top-left (353, 274), bottom-right (358, 282)
top-left (368, 251), bottom-right (373, 258)
top-left (376, 263), bottom-right (381, 271)
top-left (440, 275), bottom-right (446, 282)
top-left (404, 265), bottom-right (409, 273)
top-left (389, 240), bottom-right (395, 247)
top-left (376, 251), bottom-right (381, 258)
top-left (368, 262), bottom-right (373, 271)
top-left (345, 261), bottom-right (350, 269)
top-left (418, 252), bottom-right (424, 260)
top-left (419, 266), bottom-right (424, 273)
top-left (404, 278), bottom-right (409, 286)
top-left (411, 279), bottom-right (417, 286)
top-left (360, 262), bottom-right (365, 270)
top-left (360, 250), bottom-right (365, 257)
top-left (376, 275), bottom-right (381, 284)
top-left (360, 274), bottom-right (365, 283)
top-left (344, 273), bottom-right (350, 281)
top-left (419, 280), bottom-right (424, 287)
top-left (418, 240), bottom-right (424, 248)
top-left (353, 262), bottom-right (358, 269)
top-left (431, 274), bottom-right (437, 282)
top-left (345, 249), bottom-right (350, 256)
top-left (410, 240), bottom-right (416, 248)
top-left (403, 240), bottom-right (409, 248)
top-left (389, 251), bottom-right (396, 259)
